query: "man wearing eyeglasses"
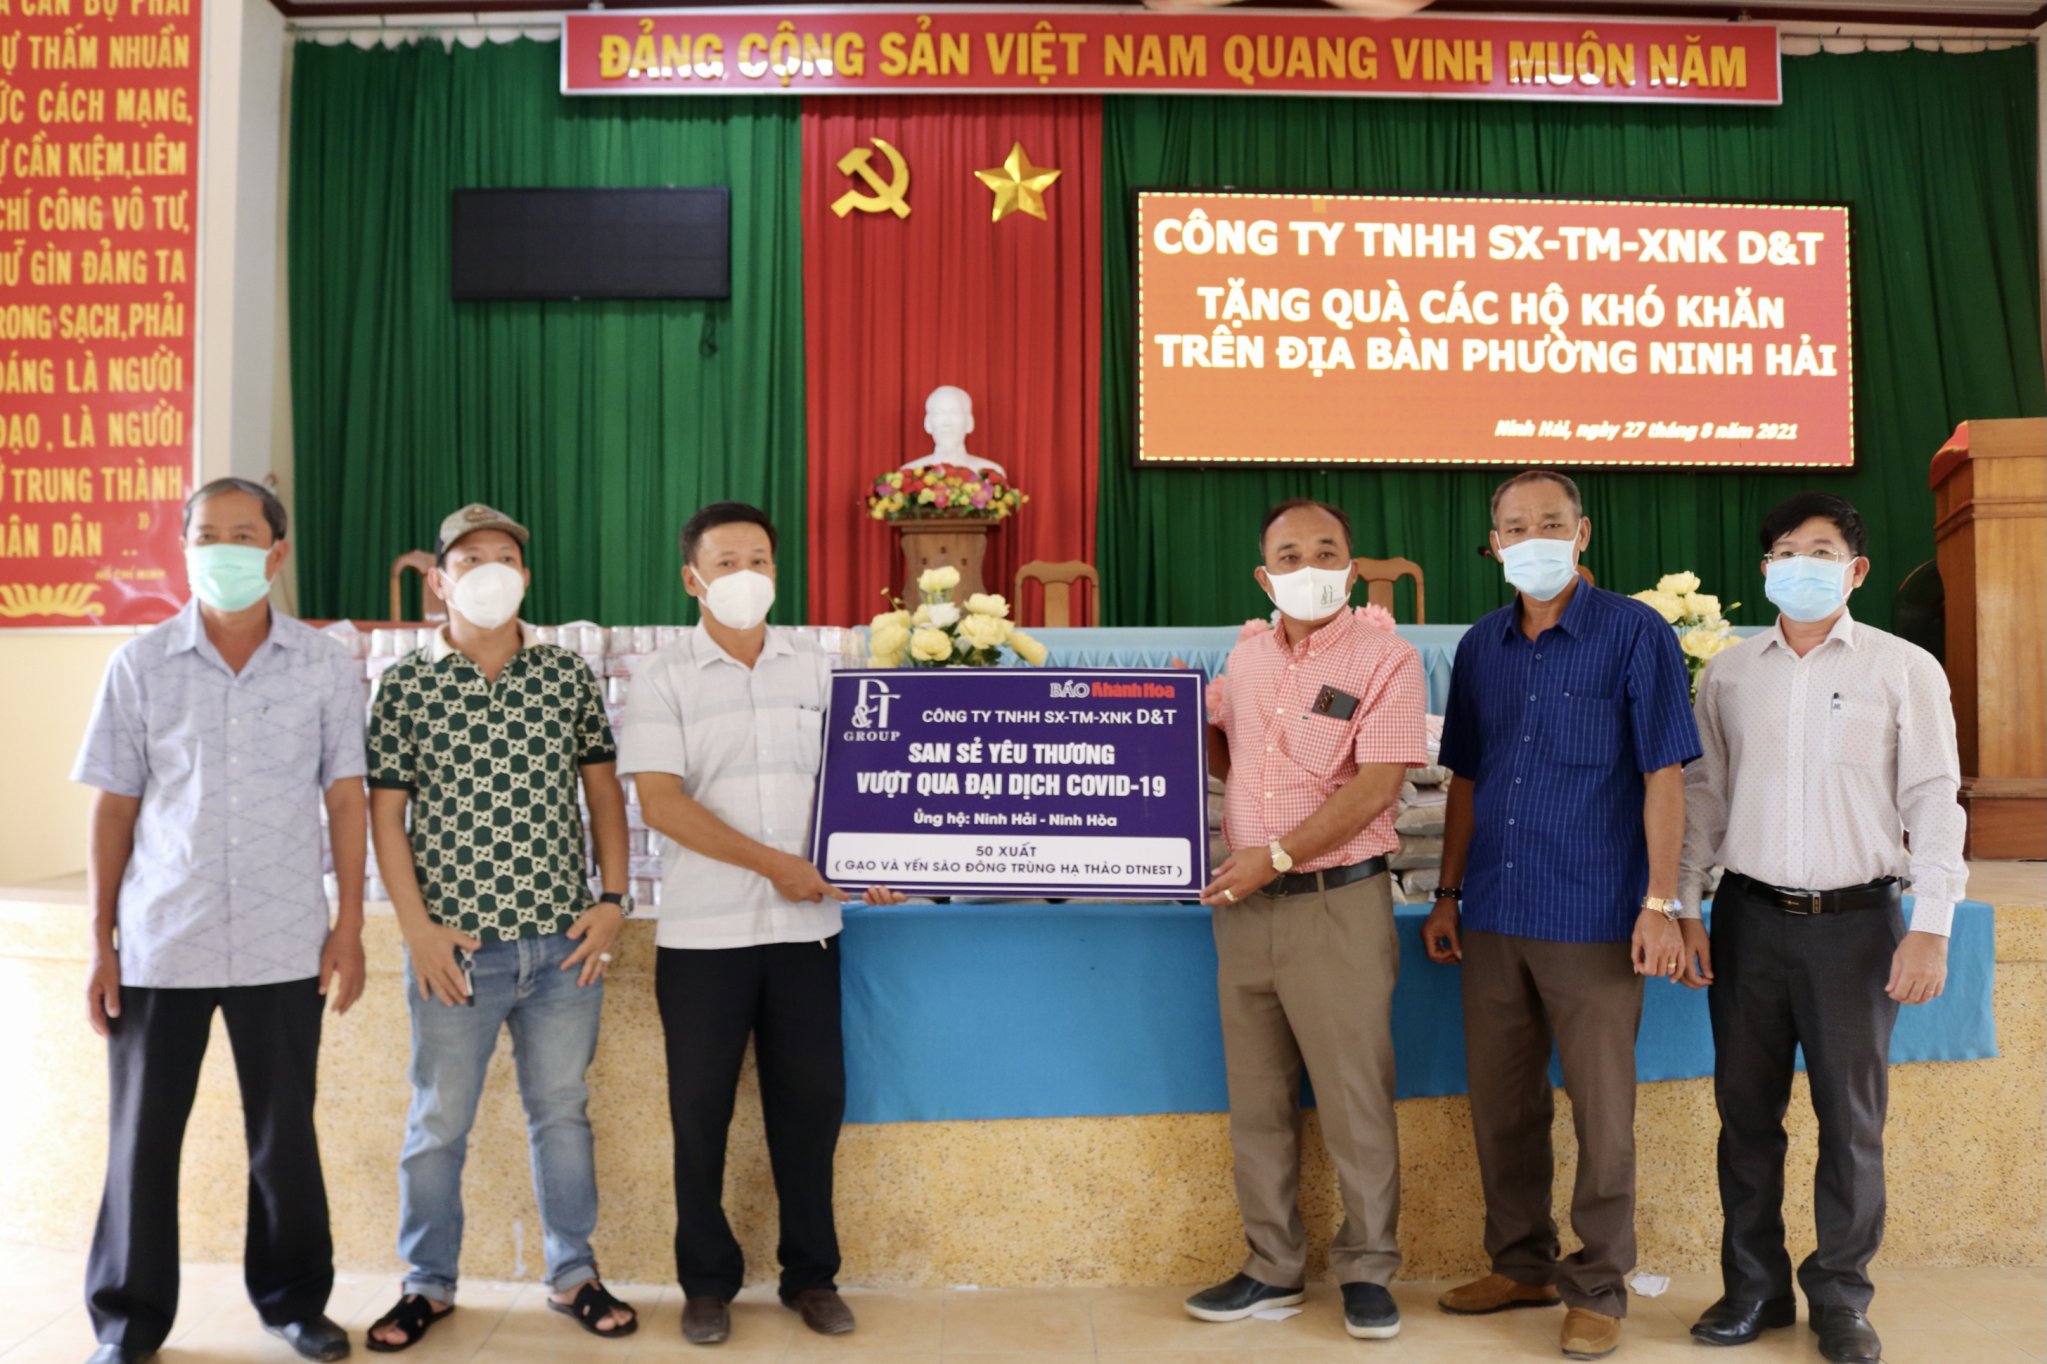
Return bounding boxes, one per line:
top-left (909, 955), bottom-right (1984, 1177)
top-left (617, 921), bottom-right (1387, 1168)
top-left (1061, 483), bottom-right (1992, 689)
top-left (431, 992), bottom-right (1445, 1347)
top-left (1676, 492), bottom-right (1965, 1364)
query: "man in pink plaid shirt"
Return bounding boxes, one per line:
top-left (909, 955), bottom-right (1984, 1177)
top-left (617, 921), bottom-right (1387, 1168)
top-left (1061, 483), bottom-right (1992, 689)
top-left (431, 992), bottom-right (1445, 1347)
top-left (1182, 498), bottom-right (1429, 1343)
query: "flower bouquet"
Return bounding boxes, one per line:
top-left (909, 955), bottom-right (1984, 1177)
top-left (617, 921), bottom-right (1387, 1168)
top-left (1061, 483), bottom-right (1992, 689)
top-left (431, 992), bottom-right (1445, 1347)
top-left (867, 464), bottom-right (1027, 522)
top-left (1630, 571), bottom-right (1741, 696)
top-left (868, 565), bottom-right (1048, 669)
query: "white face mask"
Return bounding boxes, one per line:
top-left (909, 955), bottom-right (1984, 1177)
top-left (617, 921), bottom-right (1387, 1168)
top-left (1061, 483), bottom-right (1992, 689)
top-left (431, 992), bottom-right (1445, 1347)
top-left (694, 567), bottom-right (776, 631)
top-left (447, 561), bottom-right (526, 629)
top-left (1497, 532), bottom-right (1581, 602)
top-left (1263, 565), bottom-right (1353, 623)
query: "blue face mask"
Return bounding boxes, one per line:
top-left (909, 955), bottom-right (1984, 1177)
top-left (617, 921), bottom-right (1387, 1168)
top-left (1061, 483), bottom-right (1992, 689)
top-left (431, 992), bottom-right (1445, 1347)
top-left (1498, 534), bottom-right (1580, 602)
top-left (184, 544), bottom-right (272, 613)
top-left (1765, 555), bottom-right (1852, 623)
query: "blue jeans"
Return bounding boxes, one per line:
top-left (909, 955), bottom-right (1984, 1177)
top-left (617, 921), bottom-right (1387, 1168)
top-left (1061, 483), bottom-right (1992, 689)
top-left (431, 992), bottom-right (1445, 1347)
top-left (398, 931), bottom-right (604, 1301)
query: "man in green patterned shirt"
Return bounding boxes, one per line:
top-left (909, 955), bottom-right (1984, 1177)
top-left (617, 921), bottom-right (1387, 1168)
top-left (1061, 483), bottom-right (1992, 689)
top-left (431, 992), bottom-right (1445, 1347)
top-left (363, 504), bottom-right (638, 1352)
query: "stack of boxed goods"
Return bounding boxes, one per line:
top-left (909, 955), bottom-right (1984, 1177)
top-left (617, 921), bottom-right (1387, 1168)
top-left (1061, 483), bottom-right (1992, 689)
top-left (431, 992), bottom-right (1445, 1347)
top-left (317, 622), bottom-right (853, 908)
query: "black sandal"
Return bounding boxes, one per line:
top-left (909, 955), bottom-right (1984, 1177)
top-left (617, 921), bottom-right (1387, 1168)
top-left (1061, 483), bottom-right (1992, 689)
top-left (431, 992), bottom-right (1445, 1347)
top-left (549, 1280), bottom-right (639, 1339)
top-left (364, 1294), bottom-right (453, 1353)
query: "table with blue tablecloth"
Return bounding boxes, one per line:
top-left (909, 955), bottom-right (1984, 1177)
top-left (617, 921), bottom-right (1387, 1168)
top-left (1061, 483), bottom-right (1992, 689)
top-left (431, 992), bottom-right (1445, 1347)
top-left (837, 898), bottom-right (1997, 1125)
top-left (1001, 624), bottom-right (1766, 715)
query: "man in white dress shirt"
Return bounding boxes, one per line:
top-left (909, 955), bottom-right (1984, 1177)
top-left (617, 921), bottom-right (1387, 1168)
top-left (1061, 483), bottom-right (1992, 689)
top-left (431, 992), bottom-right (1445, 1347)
top-left (1676, 492), bottom-right (1965, 1364)
top-left (616, 502), bottom-right (902, 1349)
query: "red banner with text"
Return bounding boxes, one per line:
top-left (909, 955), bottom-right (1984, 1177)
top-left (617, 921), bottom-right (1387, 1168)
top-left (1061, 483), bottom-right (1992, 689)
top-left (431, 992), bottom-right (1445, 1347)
top-left (0, 0), bottom-right (199, 628)
top-left (564, 10), bottom-right (1778, 105)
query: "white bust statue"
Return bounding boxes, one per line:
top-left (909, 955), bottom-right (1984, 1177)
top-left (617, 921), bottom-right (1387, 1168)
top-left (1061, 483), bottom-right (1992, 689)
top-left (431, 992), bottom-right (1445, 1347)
top-left (902, 385), bottom-right (1007, 478)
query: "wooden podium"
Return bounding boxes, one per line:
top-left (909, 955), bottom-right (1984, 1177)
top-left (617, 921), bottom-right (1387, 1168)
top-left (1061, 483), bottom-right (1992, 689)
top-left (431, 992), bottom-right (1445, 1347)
top-left (1930, 418), bottom-right (2047, 857)
top-left (892, 517), bottom-right (994, 604)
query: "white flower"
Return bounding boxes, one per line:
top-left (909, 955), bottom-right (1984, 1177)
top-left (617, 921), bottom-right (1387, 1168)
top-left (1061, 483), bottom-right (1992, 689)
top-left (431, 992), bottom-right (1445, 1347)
top-left (926, 601), bottom-right (961, 628)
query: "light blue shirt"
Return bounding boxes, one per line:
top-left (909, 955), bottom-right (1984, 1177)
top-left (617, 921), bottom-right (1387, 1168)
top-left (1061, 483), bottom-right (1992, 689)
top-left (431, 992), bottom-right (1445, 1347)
top-left (71, 601), bottom-right (369, 988)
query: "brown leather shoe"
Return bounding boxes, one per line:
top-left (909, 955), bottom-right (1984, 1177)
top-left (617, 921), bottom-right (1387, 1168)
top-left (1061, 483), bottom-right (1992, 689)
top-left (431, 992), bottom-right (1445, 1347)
top-left (681, 1296), bottom-right (730, 1346)
top-left (788, 1288), bottom-right (855, 1336)
top-left (1560, 1307), bottom-right (1622, 1360)
top-left (1438, 1273), bottom-right (1563, 1315)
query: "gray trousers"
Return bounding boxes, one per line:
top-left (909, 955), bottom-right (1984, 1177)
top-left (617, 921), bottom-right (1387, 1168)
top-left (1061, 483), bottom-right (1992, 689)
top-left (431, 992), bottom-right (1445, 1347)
top-left (1708, 875), bottom-right (1903, 1310)
top-left (1461, 930), bottom-right (1643, 1318)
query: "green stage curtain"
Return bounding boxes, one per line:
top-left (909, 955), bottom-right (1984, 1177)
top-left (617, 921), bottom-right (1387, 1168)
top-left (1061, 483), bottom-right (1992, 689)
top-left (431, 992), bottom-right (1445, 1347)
top-left (289, 38), bottom-right (806, 623)
top-left (1097, 50), bottom-right (2045, 631)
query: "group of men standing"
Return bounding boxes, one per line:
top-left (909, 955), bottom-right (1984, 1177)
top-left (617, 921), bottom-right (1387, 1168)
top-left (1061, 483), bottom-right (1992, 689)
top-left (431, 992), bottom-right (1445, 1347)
top-left (72, 468), bottom-right (1962, 1364)
top-left (1187, 472), bottom-right (1962, 1364)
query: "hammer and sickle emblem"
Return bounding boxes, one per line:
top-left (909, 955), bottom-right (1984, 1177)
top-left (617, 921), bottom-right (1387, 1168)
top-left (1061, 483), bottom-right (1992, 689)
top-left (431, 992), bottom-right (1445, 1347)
top-left (831, 137), bottom-right (911, 219)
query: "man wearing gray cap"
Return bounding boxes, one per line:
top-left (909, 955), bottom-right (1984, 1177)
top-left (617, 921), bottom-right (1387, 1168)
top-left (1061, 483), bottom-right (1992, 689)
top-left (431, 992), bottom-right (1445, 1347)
top-left (363, 504), bottom-right (638, 1352)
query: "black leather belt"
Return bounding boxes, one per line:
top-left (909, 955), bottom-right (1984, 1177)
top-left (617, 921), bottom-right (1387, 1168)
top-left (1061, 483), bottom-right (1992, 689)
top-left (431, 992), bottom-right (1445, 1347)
top-left (1264, 855), bottom-right (1388, 898)
top-left (1725, 870), bottom-right (1901, 916)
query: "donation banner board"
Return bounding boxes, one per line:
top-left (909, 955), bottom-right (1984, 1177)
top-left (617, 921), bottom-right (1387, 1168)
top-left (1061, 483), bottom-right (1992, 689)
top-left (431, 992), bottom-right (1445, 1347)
top-left (562, 9), bottom-right (1779, 105)
top-left (811, 668), bottom-right (1210, 900)
top-left (1136, 191), bottom-right (1853, 469)
top-left (0, 0), bottom-right (202, 627)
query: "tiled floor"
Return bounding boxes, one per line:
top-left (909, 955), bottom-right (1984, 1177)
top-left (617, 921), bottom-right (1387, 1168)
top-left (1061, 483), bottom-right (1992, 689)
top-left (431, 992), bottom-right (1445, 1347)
top-left (0, 1244), bottom-right (2037, 1364)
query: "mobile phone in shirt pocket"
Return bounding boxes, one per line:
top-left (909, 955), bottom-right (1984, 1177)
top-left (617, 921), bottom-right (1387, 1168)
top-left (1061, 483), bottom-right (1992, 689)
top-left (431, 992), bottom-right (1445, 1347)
top-left (1826, 698), bottom-right (1892, 770)
top-left (1540, 695), bottom-right (1621, 768)
top-left (1280, 710), bottom-right (1353, 777)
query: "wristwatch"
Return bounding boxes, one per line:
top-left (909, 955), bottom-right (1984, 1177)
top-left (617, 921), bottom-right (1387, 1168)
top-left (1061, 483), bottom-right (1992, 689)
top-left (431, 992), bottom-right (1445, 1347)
top-left (598, 891), bottom-right (635, 918)
top-left (1268, 840), bottom-right (1294, 874)
top-left (1435, 886), bottom-right (1464, 902)
top-left (1641, 895), bottom-right (1683, 923)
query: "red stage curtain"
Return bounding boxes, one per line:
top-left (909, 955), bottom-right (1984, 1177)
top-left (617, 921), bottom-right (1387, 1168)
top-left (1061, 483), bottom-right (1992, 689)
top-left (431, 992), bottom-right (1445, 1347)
top-left (801, 96), bottom-right (1101, 626)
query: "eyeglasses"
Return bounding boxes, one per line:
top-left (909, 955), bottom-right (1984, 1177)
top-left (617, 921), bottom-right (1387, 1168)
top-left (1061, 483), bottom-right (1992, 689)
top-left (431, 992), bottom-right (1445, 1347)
top-left (1764, 548), bottom-right (1850, 564)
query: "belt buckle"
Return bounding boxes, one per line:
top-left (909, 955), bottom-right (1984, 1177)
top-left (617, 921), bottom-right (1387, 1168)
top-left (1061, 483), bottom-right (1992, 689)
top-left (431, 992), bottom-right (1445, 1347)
top-left (1786, 889), bottom-right (1822, 916)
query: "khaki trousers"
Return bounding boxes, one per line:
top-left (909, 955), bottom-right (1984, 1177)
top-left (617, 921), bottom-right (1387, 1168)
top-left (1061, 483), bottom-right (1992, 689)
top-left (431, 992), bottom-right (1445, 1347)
top-left (1212, 872), bottom-right (1401, 1287)
top-left (1460, 929), bottom-right (1643, 1317)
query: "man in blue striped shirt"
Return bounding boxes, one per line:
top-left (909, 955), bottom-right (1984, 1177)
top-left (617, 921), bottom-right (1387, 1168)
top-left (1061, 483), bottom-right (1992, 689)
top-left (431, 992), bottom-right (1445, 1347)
top-left (1423, 470), bottom-right (1701, 1362)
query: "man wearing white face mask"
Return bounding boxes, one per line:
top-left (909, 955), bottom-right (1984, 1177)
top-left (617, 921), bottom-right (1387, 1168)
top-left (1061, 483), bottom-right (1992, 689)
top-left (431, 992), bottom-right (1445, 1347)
top-left (1423, 470), bottom-right (1699, 1362)
top-left (73, 477), bottom-right (367, 1364)
top-left (1186, 499), bottom-right (1427, 1343)
top-left (616, 501), bottom-right (905, 1348)
top-left (1677, 493), bottom-right (1963, 1364)
top-left (364, 503), bottom-right (637, 1352)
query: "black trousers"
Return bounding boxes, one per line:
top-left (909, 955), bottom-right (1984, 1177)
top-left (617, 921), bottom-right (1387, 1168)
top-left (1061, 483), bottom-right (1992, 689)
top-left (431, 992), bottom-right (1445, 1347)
top-left (655, 939), bottom-right (845, 1302)
top-left (1708, 877), bottom-right (1903, 1311)
top-left (87, 978), bottom-right (333, 1352)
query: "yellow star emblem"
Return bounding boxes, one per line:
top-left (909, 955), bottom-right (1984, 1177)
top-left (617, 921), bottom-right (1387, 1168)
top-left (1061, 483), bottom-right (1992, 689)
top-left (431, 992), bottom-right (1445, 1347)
top-left (974, 142), bottom-right (1062, 223)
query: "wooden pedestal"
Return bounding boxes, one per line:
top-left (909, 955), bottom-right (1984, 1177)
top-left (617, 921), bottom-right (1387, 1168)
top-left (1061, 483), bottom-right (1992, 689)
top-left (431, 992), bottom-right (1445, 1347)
top-left (1930, 418), bottom-right (2047, 858)
top-left (893, 517), bottom-right (993, 605)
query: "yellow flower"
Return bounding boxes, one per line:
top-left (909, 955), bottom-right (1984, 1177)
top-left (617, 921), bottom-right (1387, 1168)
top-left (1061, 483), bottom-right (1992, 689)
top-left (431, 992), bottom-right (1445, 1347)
top-left (909, 626), bottom-right (954, 663)
top-left (869, 622), bottom-right (911, 659)
top-left (965, 593), bottom-right (1010, 618)
top-left (870, 609), bottom-right (911, 632)
top-left (869, 650), bottom-right (903, 669)
top-left (911, 604), bottom-right (932, 626)
top-left (1682, 592), bottom-right (1721, 622)
top-left (917, 488), bottom-right (936, 505)
top-left (1632, 589), bottom-right (1684, 624)
top-left (1680, 627), bottom-right (1738, 660)
top-left (1657, 571), bottom-right (1701, 596)
top-left (1009, 630), bottom-right (1048, 666)
top-left (917, 565), bottom-right (962, 595)
top-left (957, 612), bottom-right (1012, 651)
top-left (868, 502), bottom-right (890, 521)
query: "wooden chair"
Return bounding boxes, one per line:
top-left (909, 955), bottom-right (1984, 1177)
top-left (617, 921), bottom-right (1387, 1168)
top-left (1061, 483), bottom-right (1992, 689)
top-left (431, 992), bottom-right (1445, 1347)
top-left (1351, 556), bottom-right (1425, 623)
top-left (389, 551), bottom-right (446, 623)
top-left (1015, 561), bottom-right (1099, 628)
